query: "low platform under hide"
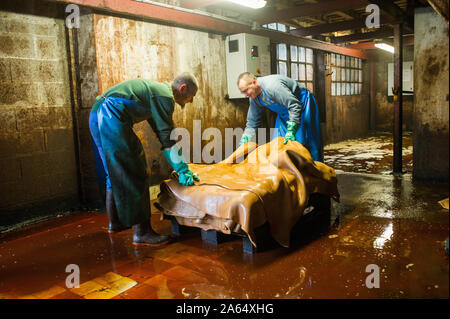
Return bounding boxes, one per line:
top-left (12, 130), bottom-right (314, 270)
top-left (155, 138), bottom-right (340, 253)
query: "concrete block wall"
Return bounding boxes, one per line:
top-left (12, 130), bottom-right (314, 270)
top-left (0, 8), bottom-right (79, 219)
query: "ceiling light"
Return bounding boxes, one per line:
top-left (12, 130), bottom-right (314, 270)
top-left (375, 43), bottom-right (395, 54)
top-left (226, 0), bottom-right (267, 9)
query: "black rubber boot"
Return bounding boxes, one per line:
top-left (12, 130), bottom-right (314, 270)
top-left (106, 190), bottom-right (130, 233)
top-left (132, 221), bottom-right (171, 247)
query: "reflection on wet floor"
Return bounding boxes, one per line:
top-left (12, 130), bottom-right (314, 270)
top-left (324, 131), bottom-right (413, 175)
top-left (0, 133), bottom-right (448, 299)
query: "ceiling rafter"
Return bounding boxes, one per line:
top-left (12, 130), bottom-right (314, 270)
top-left (180, 0), bottom-right (225, 10)
top-left (344, 34), bottom-right (414, 49)
top-left (45, 0), bottom-right (370, 58)
top-left (367, 0), bottom-right (414, 30)
top-left (331, 27), bottom-right (394, 43)
top-left (254, 0), bottom-right (369, 25)
top-left (291, 15), bottom-right (397, 37)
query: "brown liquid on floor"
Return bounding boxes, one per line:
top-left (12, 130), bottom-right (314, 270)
top-left (0, 133), bottom-right (448, 299)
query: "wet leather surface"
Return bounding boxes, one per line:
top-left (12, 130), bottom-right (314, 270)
top-left (155, 137), bottom-right (340, 248)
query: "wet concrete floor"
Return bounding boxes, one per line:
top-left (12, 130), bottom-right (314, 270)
top-left (0, 133), bottom-right (448, 299)
top-left (324, 131), bottom-right (414, 175)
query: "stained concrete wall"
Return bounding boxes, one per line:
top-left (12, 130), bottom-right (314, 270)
top-left (0, 1), bottom-right (79, 228)
top-left (74, 11), bottom-right (103, 207)
top-left (372, 46), bottom-right (414, 131)
top-left (90, 14), bottom-right (249, 185)
top-left (323, 59), bottom-right (371, 145)
top-left (0, 1), bottom-right (377, 229)
top-left (413, 7), bottom-right (449, 182)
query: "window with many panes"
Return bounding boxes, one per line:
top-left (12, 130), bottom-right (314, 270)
top-left (262, 23), bottom-right (314, 92)
top-left (276, 43), bottom-right (314, 92)
top-left (289, 45), bottom-right (314, 93)
top-left (263, 23), bottom-right (287, 32)
top-left (330, 53), bottom-right (362, 96)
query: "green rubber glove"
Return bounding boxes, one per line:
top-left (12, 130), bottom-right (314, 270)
top-left (178, 170), bottom-right (200, 186)
top-left (284, 121), bottom-right (298, 144)
top-left (162, 146), bottom-right (199, 186)
top-left (239, 133), bottom-right (253, 146)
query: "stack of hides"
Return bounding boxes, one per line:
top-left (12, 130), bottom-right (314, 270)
top-left (155, 137), bottom-right (340, 248)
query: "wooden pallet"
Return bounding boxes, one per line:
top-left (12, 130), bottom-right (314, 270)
top-left (165, 193), bottom-right (331, 254)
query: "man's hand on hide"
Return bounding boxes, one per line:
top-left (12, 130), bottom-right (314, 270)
top-left (284, 121), bottom-right (298, 144)
top-left (239, 133), bottom-right (252, 146)
top-left (178, 170), bottom-right (200, 186)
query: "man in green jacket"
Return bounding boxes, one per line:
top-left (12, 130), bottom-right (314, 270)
top-left (89, 73), bottom-right (199, 246)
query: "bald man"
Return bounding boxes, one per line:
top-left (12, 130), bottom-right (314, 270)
top-left (89, 73), bottom-right (199, 246)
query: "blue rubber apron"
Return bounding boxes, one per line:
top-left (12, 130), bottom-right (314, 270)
top-left (89, 96), bottom-right (151, 227)
top-left (257, 87), bottom-right (323, 162)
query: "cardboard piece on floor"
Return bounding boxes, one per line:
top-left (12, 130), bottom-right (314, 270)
top-left (438, 198), bottom-right (449, 210)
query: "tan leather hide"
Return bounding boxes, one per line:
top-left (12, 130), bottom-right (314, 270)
top-left (155, 137), bottom-right (340, 248)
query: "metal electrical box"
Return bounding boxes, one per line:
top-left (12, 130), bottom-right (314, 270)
top-left (225, 33), bottom-right (271, 99)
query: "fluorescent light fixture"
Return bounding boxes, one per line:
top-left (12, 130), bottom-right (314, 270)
top-left (375, 43), bottom-right (395, 53)
top-left (226, 0), bottom-right (267, 9)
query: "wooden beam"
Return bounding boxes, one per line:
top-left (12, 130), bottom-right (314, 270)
top-left (427, 0), bottom-right (450, 23)
top-left (290, 15), bottom-right (399, 37)
top-left (302, 16), bottom-right (328, 25)
top-left (253, 28), bottom-right (369, 59)
top-left (344, 35), bottom-right (414, 49)
top-left (331, 28), bottom-right (393, 43)
top-left (367, 0), bottom-right (407, 19)
top-left (402, 34), bottom-right (415, 46)
top-left (292, 20), bottom-right (365, 37)
top-left (334, 11), bottom-right (356, 20)
top-left (50, 0), bottom-right (247, 33)
top-left (180, 0), bottom-right (225, 10)
top-left (380, 34), bottom-right (415, 46)
top-left (367, 0), bottom-right (414, 30)
top-left (345, 41), bottom-right (377, 49)
top-left (46, 0), bottom-right (368, 58)
top-left (254, 0), bottom-right (368, 24)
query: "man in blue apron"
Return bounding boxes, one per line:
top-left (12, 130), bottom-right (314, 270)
top-left (237, 72), bottom-right (323, 162)
top-left (89, 73), bottom-right (199, 247)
